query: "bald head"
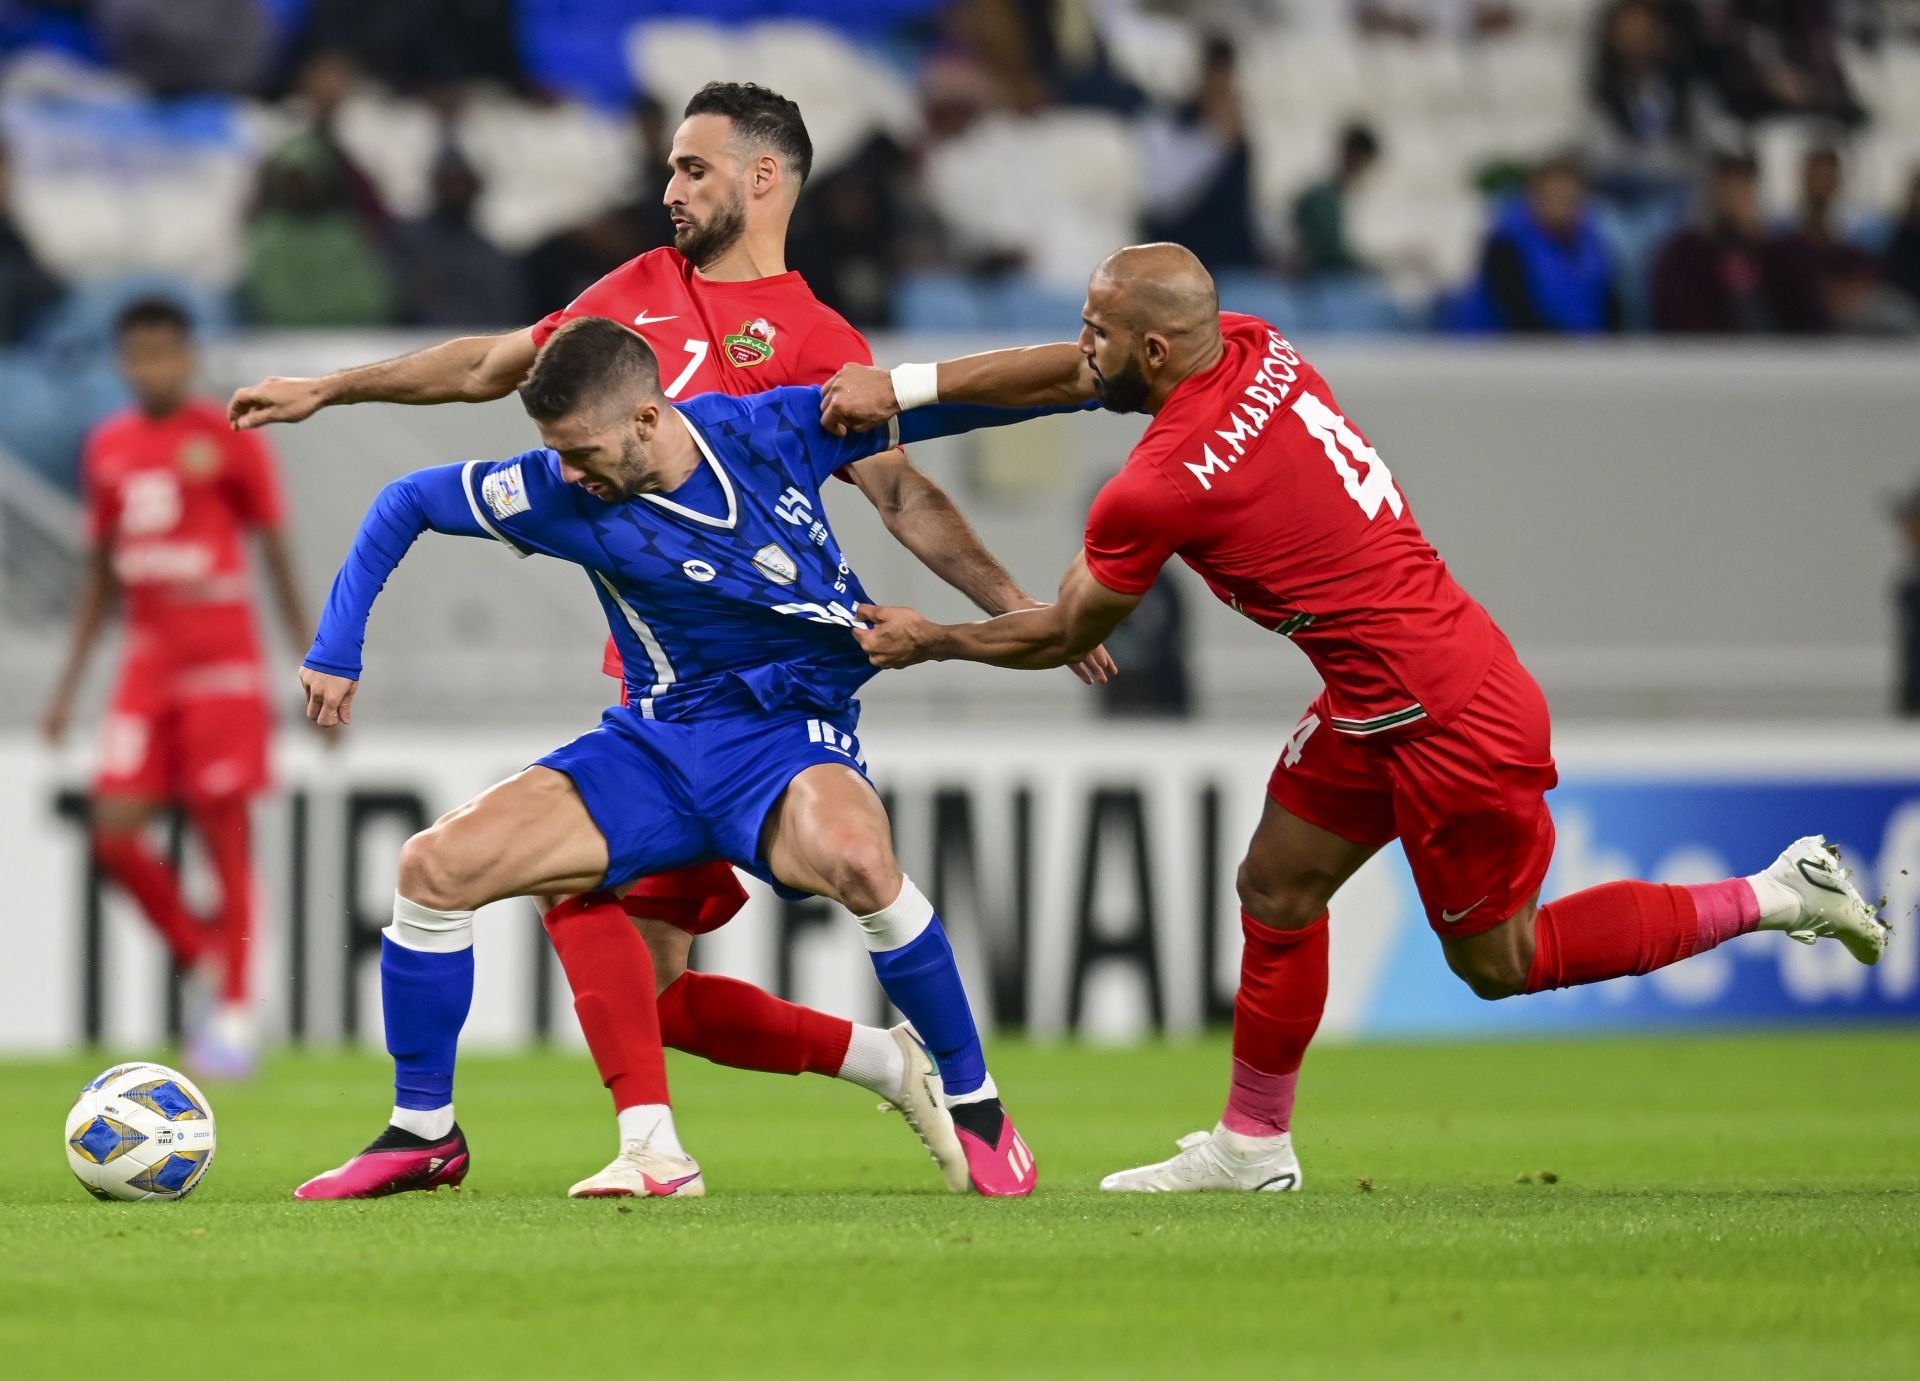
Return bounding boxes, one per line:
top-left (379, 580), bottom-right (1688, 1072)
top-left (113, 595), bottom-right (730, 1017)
top-left (1089, 243), bottom-right (1221, 338)
top-left (1078, 243), bottom-right (1226, 415)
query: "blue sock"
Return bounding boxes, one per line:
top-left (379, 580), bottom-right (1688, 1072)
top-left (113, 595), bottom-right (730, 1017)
top-left (380, 934), bottom-right (474, 1111)
top-left (867, 915), bottom-right (987, 1098)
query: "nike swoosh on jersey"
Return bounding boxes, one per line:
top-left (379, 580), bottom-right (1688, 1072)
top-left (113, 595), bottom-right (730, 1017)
top-left (1439, 897), bottom-right (1487, 924)
top-left (633, 311), bottom-right (678, 327)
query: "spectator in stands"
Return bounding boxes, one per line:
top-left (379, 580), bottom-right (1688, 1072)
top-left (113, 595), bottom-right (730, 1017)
top-left (286, 49), bottom-right (393, 241)
top-left (1703, 0), bottom-right (1865, 127)
top-left (1765, 145), bottom-right (1891, 333)
top-left (522, 98), bottom-right (676, 318)
top-left (243, 132), bottom-right (396, 328)
top-left (1651, 152), bottom-right (1783, 332)
top-left (1291, 124), bottom-right (1379, 281)
top-left (94, 0), bottom-right (273, 96)
top-left (294, 0), bottom-right (525, 99)
top-left (1587, 0), bottom-right (1698, 197)
top-left (392, 143), bottom-right (523, 328)
top-left (1141, 37), bottom-right (1259, 273)
top-left (1097, 579), bottom-right (1192, 719)
top-left (789, 134), bottom-right (910, 329)
top-left (1470, 156), bottom-right (1620, 333)
top-left (1881, 168), bottom-right (1920, 311)
top-left (0, 139), bottom-right (62, 344)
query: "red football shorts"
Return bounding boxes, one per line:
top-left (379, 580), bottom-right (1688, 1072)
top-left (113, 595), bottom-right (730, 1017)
top-left (93, 650), bottom-right (271, 806)
top-left (620, 860), bottom-right (750, 935)
top-left (1266, 649), bottom-right (1558, 937)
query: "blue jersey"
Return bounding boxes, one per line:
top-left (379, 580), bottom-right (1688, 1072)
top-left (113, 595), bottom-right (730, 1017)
top-left (307, 386), bottom-right (1075, 721)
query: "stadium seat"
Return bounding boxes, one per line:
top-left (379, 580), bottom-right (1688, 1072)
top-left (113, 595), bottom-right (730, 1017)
top-left (457, 94), bottom-right (635, 253)
top-left (624, 19), bottom-right (916, 179)
top-left (894, 271), bottom-right (990, 332)
top-left (923, 110), bottom-right (1141, 294)
top-left (1473, 37), bottom-right (1585, 134)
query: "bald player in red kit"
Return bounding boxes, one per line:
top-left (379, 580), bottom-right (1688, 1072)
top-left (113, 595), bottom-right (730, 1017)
top-left (44, 297), bottom-right (315, 1080)
top-left (827, 243), bottom-right (1889, 1193)
top-left (229, 82), bottom-right (1103, 1196)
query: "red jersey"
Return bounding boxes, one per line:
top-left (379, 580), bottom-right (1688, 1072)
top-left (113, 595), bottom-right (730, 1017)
top-left (1083, 312), bottom-right (1501, 736)
top-left (83, 398), bottom-right (283, 672)
top-left (533, 246), bottom-right (877, 678)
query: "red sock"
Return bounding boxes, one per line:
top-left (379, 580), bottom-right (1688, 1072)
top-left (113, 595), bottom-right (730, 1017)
top-left (190, 797), bottom-right (254, 1003)
top-left (1221, 911), bottom-right (1328, 1138)
top-left (658, 971), bottom-right (853, 1077)
top-left (543, 893), bottom-right (670, 1111)
top-left (1525, 878), bottom-right (1760, 993)
top-left (91, 828), bottom-right (206, 966)
top-left (622, 861), bottom-right (750, 932)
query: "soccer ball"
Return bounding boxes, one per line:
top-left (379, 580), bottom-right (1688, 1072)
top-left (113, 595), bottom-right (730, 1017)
top-left (64, 1062), bottom-right (217, 1201)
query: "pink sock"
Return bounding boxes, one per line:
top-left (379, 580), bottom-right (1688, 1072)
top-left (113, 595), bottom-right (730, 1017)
top-left (1688, 878), bottom-right (1760, 949)
top-left (1220, 913), bottom-right (1326, 1138)
top-left (1223, 1060), bottom-right (1299, 1139)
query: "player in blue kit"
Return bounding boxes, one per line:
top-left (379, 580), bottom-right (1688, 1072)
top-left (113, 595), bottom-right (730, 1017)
top-left (292, 318), bottom-right (1072, 1200)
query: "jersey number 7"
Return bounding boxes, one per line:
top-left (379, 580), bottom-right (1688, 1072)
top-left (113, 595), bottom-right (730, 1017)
top-left (1293, 393), bottom-right (1404, 521)
top-left (663, 339), bottom-right (711, 398)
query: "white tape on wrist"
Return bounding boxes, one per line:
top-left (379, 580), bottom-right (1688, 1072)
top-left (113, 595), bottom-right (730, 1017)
top-left (889, 362), bottom-right (940, 412)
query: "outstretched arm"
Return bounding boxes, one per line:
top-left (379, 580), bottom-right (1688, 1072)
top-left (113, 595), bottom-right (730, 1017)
top-left (39, 547), bottom-right (115, 745)
top-left (854, 551), bottom-right (1139, 673)
top-left (229, 328), bottom-right (539, 431)
top-left (301, 462), bottom-right (495, 725)
top-left (845, 451), bottom-right (1117, 685)
top-left (821, 343), bottom-right (1095, 435)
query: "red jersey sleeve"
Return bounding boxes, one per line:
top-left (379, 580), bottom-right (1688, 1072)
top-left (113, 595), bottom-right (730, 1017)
top-left (790, 317), bottom-right (873, 380)
top-left (792, 317), bottom-right (880, 484)
top-left (224, 426), bottom-right (287, 528)
top-left (1083, 466), bottom-right (1185, 596)
top-left (80, 427), bottom-right (114, 546)
top-left (531, 256), bottom-right (642, 349)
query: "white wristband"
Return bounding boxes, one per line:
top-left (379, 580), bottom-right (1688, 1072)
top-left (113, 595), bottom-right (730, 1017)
top-left (889, 362), bottom-right (940, 412)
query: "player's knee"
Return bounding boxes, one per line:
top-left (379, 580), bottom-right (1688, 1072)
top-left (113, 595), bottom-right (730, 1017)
top-left (1450, 950), bottom-right (1529, 1000)
top-left (820, 835), bottom-right (900, 916)
top-left (396, 828), bottom-right (476, 912)
top-left (1236, 858), bottom-right (1335, 931)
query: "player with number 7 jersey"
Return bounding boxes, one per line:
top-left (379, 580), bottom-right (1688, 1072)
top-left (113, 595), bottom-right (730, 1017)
top-left (831, 243), bottom-right (1888, 1196)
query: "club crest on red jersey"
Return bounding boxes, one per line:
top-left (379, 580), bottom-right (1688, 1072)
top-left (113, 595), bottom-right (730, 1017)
top-left (175, 436), bottom-right (220, 478)
top-left (723, 318), bottom-right (776, 368)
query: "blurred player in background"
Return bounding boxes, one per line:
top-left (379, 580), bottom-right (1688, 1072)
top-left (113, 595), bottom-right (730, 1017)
top-left (42, 298), bottom-right (312, 1080)
top-left (228, 81), bottom-right (1100, 1195)
top-left (828, 243), bottom-right (1891, 1194)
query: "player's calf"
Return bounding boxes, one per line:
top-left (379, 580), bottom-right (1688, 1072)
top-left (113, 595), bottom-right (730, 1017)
top-left (1508, 834), bottom-right (1887, 997)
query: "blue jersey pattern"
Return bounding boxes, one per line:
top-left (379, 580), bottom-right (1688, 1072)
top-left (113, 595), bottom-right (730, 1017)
top-left (464, 388), bottom-right (882, 719)
top-left (307, 386), bottom-right (1081, 723)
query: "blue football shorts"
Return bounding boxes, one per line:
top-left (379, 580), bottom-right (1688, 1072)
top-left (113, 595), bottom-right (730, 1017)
top-left (536, 701), bottom-right (872, 895)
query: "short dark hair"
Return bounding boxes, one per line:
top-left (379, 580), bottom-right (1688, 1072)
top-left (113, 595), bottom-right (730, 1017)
top-left (1339, 122), bottom-right (1380, 164)
top-left (116, 297), bottom-right (193, 341)
top-left (683, 81), bottom-right (813, 186)
top-left (518, 317), bottom-right (661, 423)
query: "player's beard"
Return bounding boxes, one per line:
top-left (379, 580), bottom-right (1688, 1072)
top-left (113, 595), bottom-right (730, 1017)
top-left (674, 183), bottom-right (748, 269)
top-left (1091, 352), bottom-right (1152, 414)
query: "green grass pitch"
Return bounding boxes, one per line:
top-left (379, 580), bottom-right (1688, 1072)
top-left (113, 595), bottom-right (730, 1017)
top-left (3, 1030), bottom-right (1915, 1379)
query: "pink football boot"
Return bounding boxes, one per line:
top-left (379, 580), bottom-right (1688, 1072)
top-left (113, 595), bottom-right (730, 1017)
top-left (294, 1125), bottom-right (470, 1200)
top-left (950, 1100), bottom-right (1037, 1197)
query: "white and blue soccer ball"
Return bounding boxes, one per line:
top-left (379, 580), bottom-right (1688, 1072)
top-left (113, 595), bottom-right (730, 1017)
top-left (64, 1062), bottom-right (217, 1201)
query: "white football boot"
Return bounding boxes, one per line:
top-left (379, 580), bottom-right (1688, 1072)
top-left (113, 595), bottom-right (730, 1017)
top-left (1753, 835), bottom-right (1889, 965)
top-left (1100, 1123), bottom-right (1302, 1194)
top-left (878, 1022), bottom-right (971, 1193)
top-left (568, 1142), bottom-right (705, 1199)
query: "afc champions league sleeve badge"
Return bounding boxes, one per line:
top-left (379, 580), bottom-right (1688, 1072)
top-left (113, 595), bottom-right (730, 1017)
top-left (723, 318), bottom-right (777, 368)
